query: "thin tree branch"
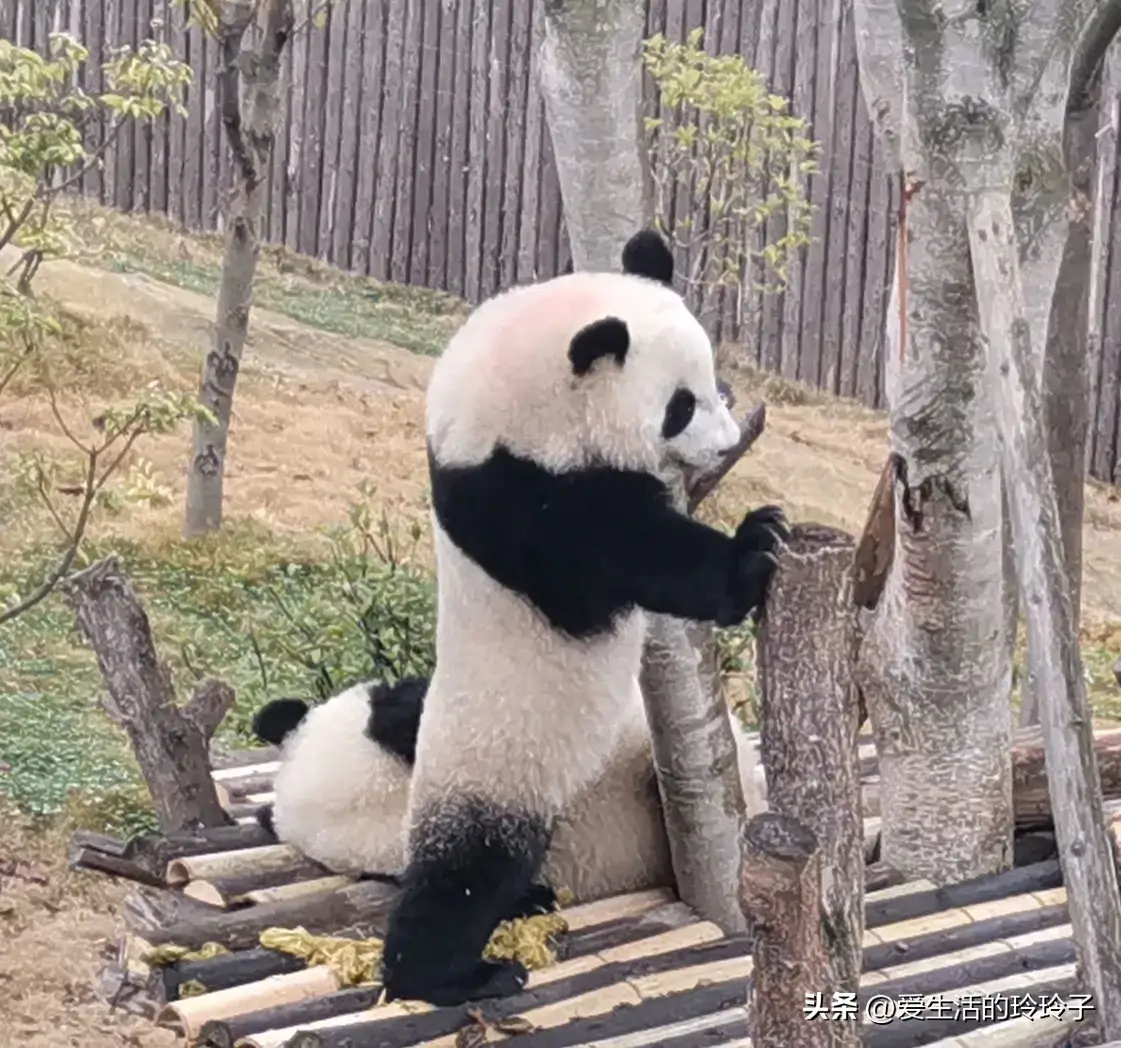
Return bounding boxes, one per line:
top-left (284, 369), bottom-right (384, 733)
top-left (686, 401), bottom-right (767, 512)
top-left (0, 451), bottom-right (99, 625)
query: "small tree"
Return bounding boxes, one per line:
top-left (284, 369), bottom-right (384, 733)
top-left (0, 287), bottom-right (207, 626)
top-left (180, 0), bottom-right (298, 539)
top-left (640, 28), bottom-right (818, 329)
top-left (0, 32), bottom-right (191, 290)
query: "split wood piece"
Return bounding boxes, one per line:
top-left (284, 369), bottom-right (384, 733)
top-left (164, 947), bottom-right (307, 1001)
top-left (1013, 727), bottom-right (1121, 830)
top-left (196, 987), bottom-right (382, 1048)
top-left (739, 812), bottom-right (831, 1048)
top-left (254, 923), bottom-right (737, 1048)
top-left (866, 886), bottom-right (1069, 953)
top-left (754, 519), bottom-right (864, 1043)
top-left (211, 747), bottom-right (280, 771)
top-left (275, 946), bottom-right (755, 1048)
top-left (166, 843), bottom-right (315, 888)
top-left (863, 900), bottom-right (1070, 973)
top-left (242, 876), bottom-right (354, 907)
top-left (865, 861), bottom-right (906, 893)
top-left (864, 858), bottom-right (1063, 929)
top-left (61, 556), bottom-right (235, 832)
top-left (157, 965), bottom-right (341, 1041)
top-left (124, 823), bottom-right (282, 884)
top-left (70, 835), bottom-right (166, 888)
top-left (140, 879), bottom-right (399, 951)
top-left (861, 967), bottom-right (1078, 1048)
top-left (863, 923), bottom-right (1075, 997)
top-left (213, 770), bottom-right (278, 803)
top-left (919, 1012), bottom-right (1087, 1048)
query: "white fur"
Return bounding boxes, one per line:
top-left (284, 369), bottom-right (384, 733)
top-left (414, 270), bottom-right (742, 828)
top-left (269, 682), bottom-right (411, 876)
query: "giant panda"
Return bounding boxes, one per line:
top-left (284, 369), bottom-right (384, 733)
top-left (252, 671), bottom-right (676, 897)
top-left (380, 228), bottom-right (789, 1006)
top-left (250, 676), bottom-right (426, 876)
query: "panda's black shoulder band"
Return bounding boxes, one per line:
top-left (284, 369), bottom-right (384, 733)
top-left (622, 229), bottom-right (674, 286)
top-left (568, 316), bottom-right (629, 376)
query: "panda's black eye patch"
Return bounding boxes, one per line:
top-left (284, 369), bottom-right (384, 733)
top-left (662, 388), bottom-right (696, 439)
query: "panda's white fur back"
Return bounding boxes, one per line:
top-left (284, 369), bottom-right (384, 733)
top-left (270, 682), bottom-right (411, 875)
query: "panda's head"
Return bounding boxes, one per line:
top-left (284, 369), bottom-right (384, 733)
top-left (426, 229), bottom-right (740, 477)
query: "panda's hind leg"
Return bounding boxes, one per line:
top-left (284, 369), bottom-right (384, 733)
top-left (380, 796), bottom-right (550, 1006)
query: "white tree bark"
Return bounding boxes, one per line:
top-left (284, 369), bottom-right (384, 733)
top-left (538, 0), bottom-right (652, 272)
top-left (850, 0), bottom-right (1110, 883)
top-left (854, 0), bottom-right (1121, 1014)
top-left (968, 182), bottom-right (1121, 1036)
top-left (184, 0), bottom-right (294, 537)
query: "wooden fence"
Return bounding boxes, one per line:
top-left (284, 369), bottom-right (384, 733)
top-left (3, 0), bottom-right (1120, 483)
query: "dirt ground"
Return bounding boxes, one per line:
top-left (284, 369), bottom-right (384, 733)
top-left (3, 247), bottom-right (1121, 1046)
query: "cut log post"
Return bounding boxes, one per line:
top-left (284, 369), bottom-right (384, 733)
top-left (754, 522), bottom-right (864, 1047)
top-left (61, 555), bottom-right (235, 833)
top-left (134, 878), bottom-right (398, 951)
top-left (739, 812), bottom-right (831, 1048)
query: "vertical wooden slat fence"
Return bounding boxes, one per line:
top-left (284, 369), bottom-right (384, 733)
top-left (4, 0), bottom-right (1121, 482)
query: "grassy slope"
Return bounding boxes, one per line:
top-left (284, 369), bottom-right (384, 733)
top-left (2, 195), bottom-right (1121, 838)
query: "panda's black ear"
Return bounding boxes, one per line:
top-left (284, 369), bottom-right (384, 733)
top-left (622, 229), bottom-right (674, 286)
top-left (569, 316), bottom-right (630, 376)
top-left (252, 697), bottom-right (309, 745)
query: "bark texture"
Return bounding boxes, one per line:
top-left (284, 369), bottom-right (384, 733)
top-left (968, 183), bottom-right (1121, 1033)
top-left (754, 523), bottom-right (863, 1048)
top-left (184, 0), bottom-right (294, 537)
top-left (538, 0), bottom-right (651, 272)
top-left (853, 174), bottom-right (1014, 884)
top-left (61, 556), bottom-right (234, 833)
top-left (738, 813), bottom-right (831, 1048)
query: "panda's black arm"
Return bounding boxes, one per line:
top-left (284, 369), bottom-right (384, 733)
top-left (431, 448), bottom-right (783, 636)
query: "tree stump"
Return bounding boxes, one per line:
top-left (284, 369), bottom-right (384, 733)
top-left (739, 813), bottom-right (831, 1048)
top-left (754, 522), bottom-right (863, 1047)
top-left (62, 555), bottom-right (234, 832)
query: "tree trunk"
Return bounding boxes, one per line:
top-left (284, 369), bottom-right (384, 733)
top-left (639, 614), bottom-right (747, 934)
top-left (538, 0), bottom-right (651, 273)
top-left (852, 175), bottom-right (1014, 884)
top-left (61, 557), bottom-right (235, 832)
top-left (184, 0), bottom-right (294, 537)
top-left (968, 181), bottom-right (1121, 1035)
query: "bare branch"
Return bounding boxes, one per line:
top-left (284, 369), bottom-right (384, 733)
top-left (0, 450), bottom-right (98, 625)
top-left (685, 401), bottom-right (767, 512)
top-left (216, 7), bottom-right (258, 186)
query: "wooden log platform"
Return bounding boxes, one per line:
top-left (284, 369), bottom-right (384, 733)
top-left (66, 726), bottom-right (1119, 1048)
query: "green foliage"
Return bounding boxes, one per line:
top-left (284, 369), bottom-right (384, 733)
top-left (0, 32), bottom-right (191, 289)
top-left (0, 288), bottom-right (211, 626)
top-left (641, 28), bottom-right (819, 306)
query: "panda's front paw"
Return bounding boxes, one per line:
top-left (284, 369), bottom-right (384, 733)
top-left (718, 505), bottom-right (789, 626)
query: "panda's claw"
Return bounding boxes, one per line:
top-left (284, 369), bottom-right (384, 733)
top-left (504, 882), bottom-right (558, 920)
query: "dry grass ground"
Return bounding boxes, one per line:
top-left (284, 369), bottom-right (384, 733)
top-left (2, 198), bottom-right (1121, 1045)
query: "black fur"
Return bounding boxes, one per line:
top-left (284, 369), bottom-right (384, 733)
top-left (364, 677), bottom-right (429, 765)
top-left (429, 443), bottom-right (787, 639)
top-left (568, 317), bottom-right (630, 377)
top-left (661, 388), bottom-right (697, 439)
top-left (380, 796), bottom-right (554, 1006)
top-left (251, 698), bottom-right (309, 746)
top-left (621, 229), bottom-right (674, 286)
top-left (255, 803), bottom-right (277, 837)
